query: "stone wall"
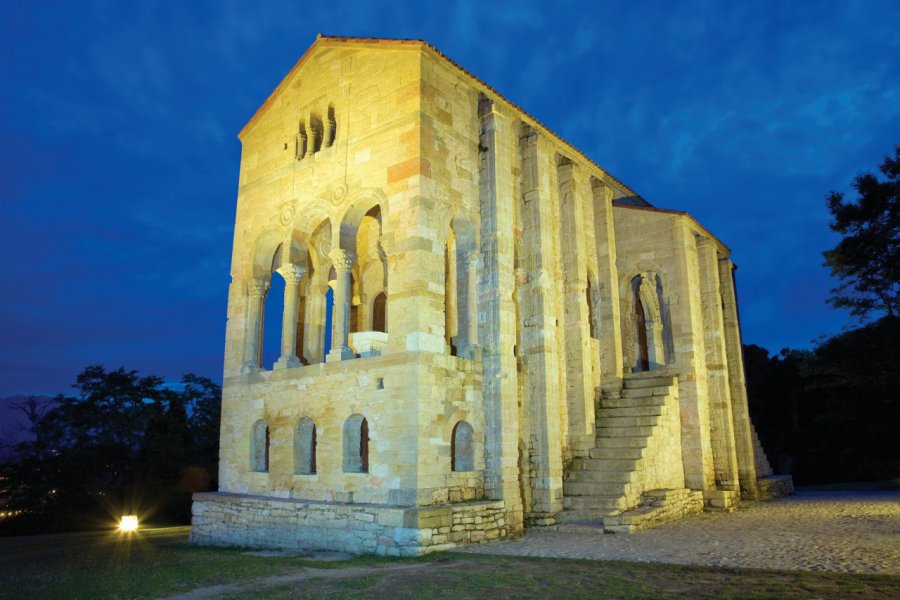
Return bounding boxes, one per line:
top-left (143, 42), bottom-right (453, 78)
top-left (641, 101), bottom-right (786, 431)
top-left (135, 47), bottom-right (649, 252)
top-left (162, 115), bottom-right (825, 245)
top-left (191, 492), bottom-right (508, 556)
top-left (219, 351), bottom-right (486, 508)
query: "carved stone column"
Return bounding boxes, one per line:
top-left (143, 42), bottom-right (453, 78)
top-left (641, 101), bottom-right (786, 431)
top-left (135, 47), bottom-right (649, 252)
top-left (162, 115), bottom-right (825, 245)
top-left (327, 249), bottom-right (356, 362)
top-left (591, 179), bottom-right (624, 396)
top-left (242, 278), bottom-right (269, 373)
top-left (274, 264), bottom-right (307, 369)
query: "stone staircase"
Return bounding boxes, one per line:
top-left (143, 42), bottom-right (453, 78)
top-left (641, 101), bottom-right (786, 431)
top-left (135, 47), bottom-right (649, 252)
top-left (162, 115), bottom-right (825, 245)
top-left (558, 372), bottom-right (678, 523)
top-left (750, 423), bottom-right (774, 477)
top-left (749, 422), bottom-right (795, 500)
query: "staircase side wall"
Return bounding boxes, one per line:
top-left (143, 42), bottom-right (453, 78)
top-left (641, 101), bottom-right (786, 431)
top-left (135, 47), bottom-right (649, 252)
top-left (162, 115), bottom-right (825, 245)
top-left (629, 385), bottom-right (686, 500)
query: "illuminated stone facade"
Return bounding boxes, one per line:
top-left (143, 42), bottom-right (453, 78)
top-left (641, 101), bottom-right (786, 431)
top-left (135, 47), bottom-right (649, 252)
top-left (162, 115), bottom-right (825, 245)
top-left (190, 36), bottom-right (791, 555)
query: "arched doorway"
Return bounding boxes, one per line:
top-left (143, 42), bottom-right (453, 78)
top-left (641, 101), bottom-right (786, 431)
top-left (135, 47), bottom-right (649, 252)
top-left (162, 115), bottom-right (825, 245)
top-left (635, 293), bottom-right (650, 372)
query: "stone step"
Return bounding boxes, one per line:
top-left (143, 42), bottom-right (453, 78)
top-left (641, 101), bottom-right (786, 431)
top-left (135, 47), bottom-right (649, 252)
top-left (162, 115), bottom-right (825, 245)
top-left (595, 436), bottom-right (648, 449)
top-left (594, 458), bottom-right (641, 471)
top-left (588, 447), bottom-right (644, 460)
top-left (621, 386), bottom-right (671, 399)
top-left (563, 481), bottom-right (631, 496)
top-left (562, 495), bottom-right (629, 511)
top-left (596, 405), bottom-right (664, 418)
top-left (645, 488), bottom-right (694, 502)
top-left (555, 507), bottom-right (620, 522)
top-left (572, 457), bottom-right (641, 471)
top-left (599, 415), bottom-right (660, 428)
top-left (596, 425), bottom-right (654, 437)
top-left (563, 495), bottom-right (630, 512)
top-left (600, 395), bottom-right (666, 409)
top-left (566, 469), bottom-right (634, 484)
top-left (623, 375), bottom-right (675, 389)
top-left (570, 457), bottom-right (607, 470)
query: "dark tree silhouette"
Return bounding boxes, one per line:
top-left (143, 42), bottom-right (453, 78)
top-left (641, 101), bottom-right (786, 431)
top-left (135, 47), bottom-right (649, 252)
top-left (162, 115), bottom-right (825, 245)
top-left (745, 317), bottom-right (900, 485)
top-left (0, 366), bottom-right (220, 535)
top-left (823, 145), bottom-right (900, 320)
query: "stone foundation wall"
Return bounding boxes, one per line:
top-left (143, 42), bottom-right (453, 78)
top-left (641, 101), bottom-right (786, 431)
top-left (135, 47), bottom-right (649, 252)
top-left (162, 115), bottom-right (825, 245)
top-left (191, 492), bottom-right (509, 556)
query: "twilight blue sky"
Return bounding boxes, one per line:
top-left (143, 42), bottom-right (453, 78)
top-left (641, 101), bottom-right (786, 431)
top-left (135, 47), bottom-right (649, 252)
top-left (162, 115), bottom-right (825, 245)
top-left (1, 0), bottom-right (898, 396)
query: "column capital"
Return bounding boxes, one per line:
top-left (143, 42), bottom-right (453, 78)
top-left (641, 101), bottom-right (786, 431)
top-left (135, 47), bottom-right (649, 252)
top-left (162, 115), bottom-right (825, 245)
top-left (478, 94), bottom-right (513, 121)
top-left (519, 125), bottom-right (539, 145)
top-left (328, 249), bottom-right (356, 272)
top-left (276, 263), bottom-right (307, 284)
top-left (695, 234), bottom-right (715, 249)
top-left (557, 160), bottom-right (579, 182)
top-left (591, 178), bottom-right (615, 204)
top-left (246, 278), bottom-right (269, 298)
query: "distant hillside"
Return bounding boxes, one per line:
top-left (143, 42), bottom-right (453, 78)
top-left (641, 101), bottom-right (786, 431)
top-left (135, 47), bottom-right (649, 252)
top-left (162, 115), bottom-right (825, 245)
top-left (0, 395), bottom-right (55, 460)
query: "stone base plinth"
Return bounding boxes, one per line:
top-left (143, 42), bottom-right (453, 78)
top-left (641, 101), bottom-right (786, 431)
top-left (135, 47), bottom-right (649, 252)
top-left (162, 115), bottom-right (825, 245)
top-left (755, 475), bottom-right (794, 500)
top-left (190, 492), bottom-right (511, 556)
top-left (601, 488), bottom-right (704, 533)
top-left (704, 488), bottom-right (740, 512)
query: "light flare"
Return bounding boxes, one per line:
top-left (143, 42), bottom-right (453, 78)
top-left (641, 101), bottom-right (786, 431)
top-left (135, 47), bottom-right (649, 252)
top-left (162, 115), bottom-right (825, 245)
top-left (118, 515), bottom-right (139, 532)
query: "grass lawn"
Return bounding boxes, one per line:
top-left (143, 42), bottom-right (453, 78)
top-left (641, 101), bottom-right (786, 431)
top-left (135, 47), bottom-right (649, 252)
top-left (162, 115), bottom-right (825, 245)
top-left (0, 527), bottom-right (897, 599)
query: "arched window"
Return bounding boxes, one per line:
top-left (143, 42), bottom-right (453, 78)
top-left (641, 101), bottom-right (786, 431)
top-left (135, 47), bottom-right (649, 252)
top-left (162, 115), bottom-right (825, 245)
top-left (309, 112), bottom-right (323, 153)
top-left (372, 292), bottom-right (387, 333)
top-left (294, 417), bottom-right (317, 475)
top-left (325, 104), bottom-right (337, 147)
top-left (445, 235), bottom-right (458, 355)
top-left (250, 419), bottom-right (270, 473)
top-left (343, 414), bottom-right (369, 473)
top-left (296, 120), bottom-right (308, 160)
top-left (451, 421), bottom-right (475, 472)
top-left (260, 244), bottom-right (284, 370)
top-left (586, 277), bottom-right (600, 340)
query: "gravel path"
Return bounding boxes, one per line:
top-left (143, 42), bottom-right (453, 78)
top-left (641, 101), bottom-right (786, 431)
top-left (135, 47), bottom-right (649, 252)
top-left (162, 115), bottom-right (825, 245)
top-left (459, 490), bottom-right (900, 574)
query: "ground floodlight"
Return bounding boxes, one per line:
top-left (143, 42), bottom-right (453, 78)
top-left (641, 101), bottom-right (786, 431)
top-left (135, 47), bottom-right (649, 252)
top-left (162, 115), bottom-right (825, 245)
top-left (119, 515), bottom-right (139, 532)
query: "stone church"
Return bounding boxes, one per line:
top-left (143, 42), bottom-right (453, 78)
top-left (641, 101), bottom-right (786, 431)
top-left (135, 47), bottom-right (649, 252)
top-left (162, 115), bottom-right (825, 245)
top-left (190, 36), bottom-right (792, 555)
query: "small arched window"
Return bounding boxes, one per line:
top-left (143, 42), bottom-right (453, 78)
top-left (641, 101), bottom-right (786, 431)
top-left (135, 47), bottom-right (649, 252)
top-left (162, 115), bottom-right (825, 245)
top-left (325, 104), bottom-right (336, 147)
top-left (296, 120), bottom-right (308, 160)
top-left (451, 421), bottom-right (475, 472)
top-left (586, 277), bottom-right (600, 339)
top-left (372, 292), bottom-right (387, 333)
top-left (294, 417), bottom-right (317, 475)
top-left (309, 113), bottom-right (324, 153)
top-left (343, 414), bottom-right (369, 473)
top-left (250, 419), bottom-right (270, 473)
